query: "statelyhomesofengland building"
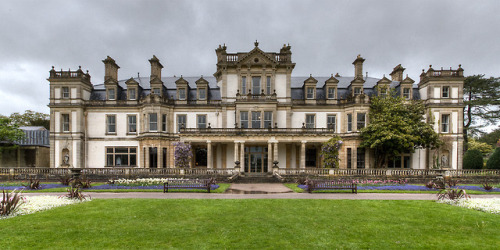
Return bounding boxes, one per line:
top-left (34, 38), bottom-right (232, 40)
top-left (48, 42), bottom-right (464, 171)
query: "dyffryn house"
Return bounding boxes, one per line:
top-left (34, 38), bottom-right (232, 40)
top-left (48, 42), bottom-right (464, 171)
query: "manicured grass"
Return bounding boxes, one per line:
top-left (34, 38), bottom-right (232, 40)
top-left (1, 199), bottom-right (499, 249)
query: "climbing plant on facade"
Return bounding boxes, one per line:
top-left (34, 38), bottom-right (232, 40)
top-left (320, 136), bottom-right (343, 168)
top-left (174, 141), bottom-right (192, 168)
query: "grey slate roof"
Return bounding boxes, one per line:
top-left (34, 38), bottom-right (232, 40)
top-left (91, 76), bottom-right (418, 101)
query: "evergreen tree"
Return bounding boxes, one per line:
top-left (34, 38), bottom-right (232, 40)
top-left (462, 149), bottom-right (484, 169)
top-left (486, 148), bottom-right (500, 169)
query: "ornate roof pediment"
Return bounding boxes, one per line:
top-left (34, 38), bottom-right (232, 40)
top-left (401, 75), bottom-right (415, 84)
top-left (175, 76), bottom-right (189, 86)
top-left (237, 47), bottom-right (277, 66)
top-left (376, 76), bottom-right (391, 85)
top-left (195, 76), bottom-right (209, 86)
top-left (150, 77), bottom-right (163, 85)
top-left (125, 77), bottom-right (138, 85)
top-left (325, 74), bottom-right (339, 85)
top-left (304, 74), bottom-right (318, 85)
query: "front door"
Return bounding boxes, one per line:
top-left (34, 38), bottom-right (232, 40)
top-left (244, 146), bottom-right (268, 173)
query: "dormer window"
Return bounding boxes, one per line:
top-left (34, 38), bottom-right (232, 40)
top-left (107, 88), bottom-right (116, 100)
top-left (380, 88), bottom-right (387, 96)
top-left (62, 87), bottom-right (70, 99)
top-left (327, 87), bottom-right (336, 99)
top-left (442, 86), bottom-right (450, 98)
top-left (199, 88), bottom-right (206, 100)
top-left (403, 88), bottom-right (411, 99)
top-left (128, 88), bottom-right (136, 100)
top-left (152, 88), bottom-right (160, 95)
top-left (306, 87), bottom-right (314, 99)
top-left (179, 88), bottom-right (186, 100)
top-left (354, 87), bottom-right (362, 95)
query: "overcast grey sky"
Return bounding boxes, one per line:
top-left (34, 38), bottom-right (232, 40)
top-left (1, 0), bottom-right (499, 116)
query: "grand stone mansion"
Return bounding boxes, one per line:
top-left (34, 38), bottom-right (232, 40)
top-left (48, 42), bottom-right (464, 171)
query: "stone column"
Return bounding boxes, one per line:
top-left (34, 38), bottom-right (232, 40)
top-left (300, 141), bottom-right (306, 169)
top-left (240, 141), bottom-right (245, 172)
top-left (268, 142), bottom-right (273, 172)
top-left (234, 142), bottom-right (239, 164)
top-left (273, 142), bottom-right (279, 167)
top-left (144, 147), bottom-right (149, 169)
top-left (207, 140), bottom-right (212, 169)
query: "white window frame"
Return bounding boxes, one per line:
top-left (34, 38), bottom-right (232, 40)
top-left (106, 115), bottom-right (116, 134)
top-left (62, 87), bottom-right (70, 99)
top-left (305, 114), bottom-right (315, 128)
top-left (127, 115), bottom-right (137, 134)
top-left (441, 114), bottom-right (450, 133)
top-left (149, 113), bottom-right (158, 132)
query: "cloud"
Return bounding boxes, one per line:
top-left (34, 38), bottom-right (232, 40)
top-left (0, 0), bottom-right (499, 116)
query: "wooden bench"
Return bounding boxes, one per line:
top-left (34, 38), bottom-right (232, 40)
top-left (163, 178), bottom-right (215, 193)
top-left (306, 179), bottom-right (357, 194)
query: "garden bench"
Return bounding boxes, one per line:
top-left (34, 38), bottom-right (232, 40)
top-left (306, 179), bottom-right (357, 194)
top-left (163, 178), bottom-right (214, 193)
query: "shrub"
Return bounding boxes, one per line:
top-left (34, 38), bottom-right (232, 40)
top-left (437, 188), bottom-right (470, 201)
top-left (486, 148), bottom-right (500, 169)
top-left (72, 176), bottom-right (92, 189)
top-left (446, 178), bottom-right (459, 187)
top-left (59, 175), bottom-right (73, 186)
top-left (425, 180), bottom-right (435, 189)
top-left (0, 189), bottom-right (24, 216)
top-left (482, 182), bottom-right (493, 191)
top-left (23, 177), bottom-right (41, 190)
top-left (63, 187), bottom-right (90, 201)
top-left (463, 149), bottom-right (484, 169)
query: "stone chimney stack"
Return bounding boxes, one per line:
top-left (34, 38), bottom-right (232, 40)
top-left (102, 56), bottom-right (119, 82)
top-left (390, 64), bottom-right (405, 82)
top-left (352, 55), bottom-right (365, 80)
top-left (149, 55), bottom-right (163, 80)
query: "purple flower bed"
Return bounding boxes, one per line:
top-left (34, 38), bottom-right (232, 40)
top-left (0, 184), bottom-right (67, 190)
top-left (298, 184), bottom-right (500, 192)
top-left (87, 184), bottom-right (220, 190)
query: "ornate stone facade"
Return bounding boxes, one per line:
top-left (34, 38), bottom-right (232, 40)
top-left (48, 43), bottom-right (464, 170)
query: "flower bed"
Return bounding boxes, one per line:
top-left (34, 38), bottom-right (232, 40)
top-left (298, 184), bottom-right (500, 192)
top-left (1, 195), bottom-right (88, 219)
top-left (88, 184), bottom-right (220, 190)
top-left (438, 198), bottom-right (500, 214)
top-left (0, 184), bottom-right (67, 190)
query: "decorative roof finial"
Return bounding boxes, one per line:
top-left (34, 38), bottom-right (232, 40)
top-left (79, 66), bottom-right (81, 69)
top-left (254, 40), bottom-right (259, 47)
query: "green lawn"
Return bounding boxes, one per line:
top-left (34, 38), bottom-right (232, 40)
top-left (1, 199), bottom-right (499, 249)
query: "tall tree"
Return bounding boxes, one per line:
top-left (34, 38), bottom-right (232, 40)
top-left (360, 92), bottom-right (442, 168)
top-left (0, 117), bottom-right (25, 152)
top-left (463, 75), bottom-right (500, 149)
top-left (9, 110), bottom-right (50, 130)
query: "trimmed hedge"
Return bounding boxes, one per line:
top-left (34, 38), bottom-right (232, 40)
top-left (486, 148), bottom-right (500, 169)
top-left (463, 149), bottom-right (484, 169)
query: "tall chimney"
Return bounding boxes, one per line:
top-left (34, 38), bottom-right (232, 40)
top-left (352, 55), bottom-right (365, 80)
top-left (102, 56), bottom-right (119, 82)
top-left (149, 55), bottom-right (163, 80)
top-left (390, 64), bottom-right (405, 82)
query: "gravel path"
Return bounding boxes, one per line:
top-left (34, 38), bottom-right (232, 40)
top-left (21, 183), bottom-right (500, 200)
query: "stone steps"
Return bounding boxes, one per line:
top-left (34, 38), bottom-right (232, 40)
top-left (235, 173), bottom-right (281, 183)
